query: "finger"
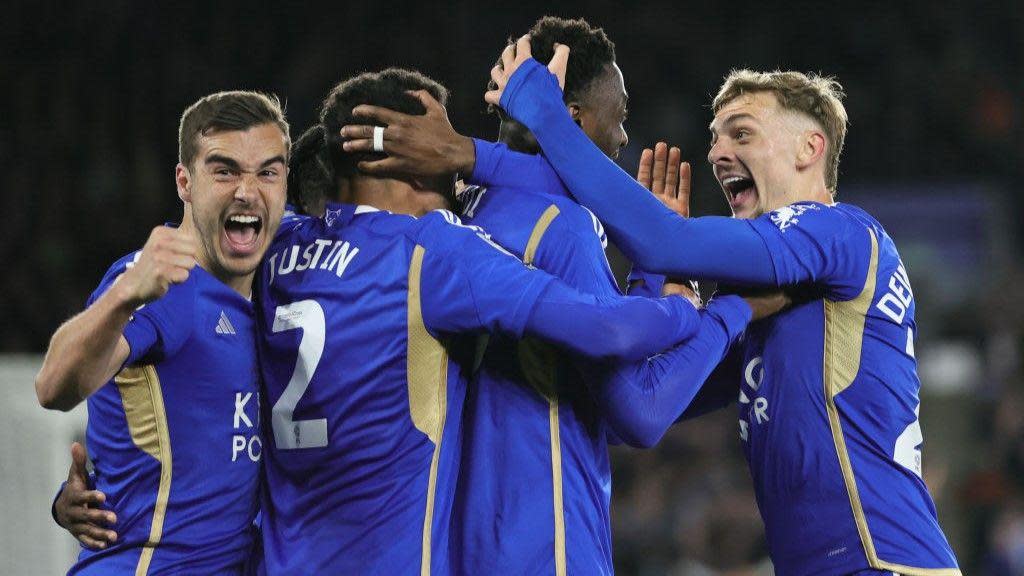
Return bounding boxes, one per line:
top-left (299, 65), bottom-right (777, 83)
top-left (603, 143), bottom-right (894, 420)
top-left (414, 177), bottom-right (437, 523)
top-left (678, 161), bottom-right (692, 218)
top-left (636, 148), bottom-right (654, 190)
top-left (500, 43), bottom-right (515, 74)
top-left (165, 254), bottom-right (196, 271)
top-left (350, 104), bottom-right (404, 127)
top-left (76, 523), bottom-right (118, 544)
top-left (339, 125), bottom-right (376, 140)
top-left (484, 89), bottom-right (502, 107)
top-left (406, 90), bottom-right (445, 117)
top-left (665, 147), bottom-right (681, 198)
top-left (515, 35), bottom-right (532, 65)
top-left (68, 442), bottom-right (88, 484)
top-left (651, 142), bottom-right (668, 196)
top-left (548, 43), bottom-right (570, 90)
top-left (76, 533), bottom-right (108, 550)
top-left (341, 138), bottom-right (376, 153)
top-left (70, 505), bottom-right (116, 525)
top-left (70, 489), bottom-right (106, 507)
top-left (489, 65), bottom-right (505, 90)
top-left (356, 157), bottom-right (405, 176)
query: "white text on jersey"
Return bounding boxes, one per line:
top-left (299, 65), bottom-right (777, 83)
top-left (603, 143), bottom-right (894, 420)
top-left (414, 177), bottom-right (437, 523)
top-left (267, 239), bottom-right (360, 285)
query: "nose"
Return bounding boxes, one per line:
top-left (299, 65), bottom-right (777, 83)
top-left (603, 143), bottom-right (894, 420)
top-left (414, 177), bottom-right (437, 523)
top-left (707, 139), bottom-right (732, 167)
top-left (235, 173), bottom-right (258, 202)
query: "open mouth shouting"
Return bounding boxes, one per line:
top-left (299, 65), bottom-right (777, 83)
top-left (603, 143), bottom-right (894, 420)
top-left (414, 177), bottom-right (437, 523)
top-left (222, 212), bottom-right (264, 257)
top-left (719, 173), bottom-right (758, 217)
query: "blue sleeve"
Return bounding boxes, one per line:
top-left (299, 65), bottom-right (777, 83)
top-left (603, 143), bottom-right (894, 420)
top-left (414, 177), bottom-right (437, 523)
top-left (626, 267), bottom-right (665, 298)
top-left (498, 59), bottom-right (777, 285)
top-left (748, 203), bottom-right (872, 300)
top-left (468, 139), bottom-right (563, 194)
top-left (582, 295), bottom-right (751, 447)
top-left (419, 212), bottom-right (556, 339)
top-left (121, 278), bottom-right (197, 366)
top-left (417, 212), bottom-right (700, 361)
top-left (677, 344), bottom-right (743, 421)
top-left (85, 253), bottom-right (193, 367)
top-left (525, 283), bottom-right (700, 362)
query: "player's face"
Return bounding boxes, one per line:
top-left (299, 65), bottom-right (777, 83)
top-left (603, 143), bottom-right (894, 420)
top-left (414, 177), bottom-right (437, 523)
top-left (177, 123), bottom-right (288, 283)
top-left (708, 91), bottom-right (800, 219)
top-left (575, 63), bottom-right (629, 160)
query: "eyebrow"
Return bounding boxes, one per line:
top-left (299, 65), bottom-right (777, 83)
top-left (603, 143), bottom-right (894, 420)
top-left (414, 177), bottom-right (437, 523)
top-left (204, 154), bottom-right (286, 169)
top-left (709, 112), bottom-right (758, 133)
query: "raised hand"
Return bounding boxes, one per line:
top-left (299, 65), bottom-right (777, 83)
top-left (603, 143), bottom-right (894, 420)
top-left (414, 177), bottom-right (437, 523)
top-left (118, 226), bottom-right (196, 307)
top-left (340, 90), bottom-right (475, 177)
top-left (54, 442), bottom-right (117, 549)
top-left (637, 142), bottom-right (690, 218)
top-left (484, 35), bottom-right (569, 106)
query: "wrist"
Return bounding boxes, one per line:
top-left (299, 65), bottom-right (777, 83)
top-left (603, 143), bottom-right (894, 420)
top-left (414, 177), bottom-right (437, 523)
top-left (108, 273), bottom-right (147, 313)
top-left (451, 134), bottom-right (476, 178)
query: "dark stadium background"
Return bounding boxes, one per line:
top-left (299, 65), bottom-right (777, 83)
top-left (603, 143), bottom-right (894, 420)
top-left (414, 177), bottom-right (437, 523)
top-left (4, 1), bottom-right (1022, 573)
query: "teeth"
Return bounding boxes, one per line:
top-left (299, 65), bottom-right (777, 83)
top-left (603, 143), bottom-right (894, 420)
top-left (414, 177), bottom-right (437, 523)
top-left (723, 176), bottom-right (744, 185)
top-left (228, 215), bottom-right (260, 224)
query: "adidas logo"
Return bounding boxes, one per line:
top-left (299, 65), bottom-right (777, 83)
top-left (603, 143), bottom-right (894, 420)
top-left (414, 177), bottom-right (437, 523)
top-left (215, 311), bottom-right (236, 335)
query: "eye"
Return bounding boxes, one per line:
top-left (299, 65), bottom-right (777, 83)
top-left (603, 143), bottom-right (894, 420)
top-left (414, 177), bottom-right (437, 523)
top-left (736, 128), bottom-right (751, 140)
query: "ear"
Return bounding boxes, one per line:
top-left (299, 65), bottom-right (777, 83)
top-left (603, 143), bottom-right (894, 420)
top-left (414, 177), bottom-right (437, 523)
top-left (796, 130), bottom-right (827, 170)
top-left (567, 102), bottom-right (582, 126)
top-left (175, 163), bottom-right (192, 203)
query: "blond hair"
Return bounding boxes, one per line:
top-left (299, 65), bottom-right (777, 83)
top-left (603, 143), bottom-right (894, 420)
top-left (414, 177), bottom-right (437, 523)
top-left (712, 70), bottom-right (848, 193)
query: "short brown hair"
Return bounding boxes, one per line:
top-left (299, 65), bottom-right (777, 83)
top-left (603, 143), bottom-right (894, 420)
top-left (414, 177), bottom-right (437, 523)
top-left (713, 70), bottom-right (848, 193)
top-left (178, 91), bottom-right (290, 169)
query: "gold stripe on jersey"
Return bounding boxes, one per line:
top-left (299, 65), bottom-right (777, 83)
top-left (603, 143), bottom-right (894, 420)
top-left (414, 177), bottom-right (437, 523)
top-left (522, 204), bottom-right (567, 576)
top-left (407, 244), bottom-right (449, 576)
top-left (823, 229), bottom-right (961, 576)
top-left (116, 365), bottom-right (172, 576)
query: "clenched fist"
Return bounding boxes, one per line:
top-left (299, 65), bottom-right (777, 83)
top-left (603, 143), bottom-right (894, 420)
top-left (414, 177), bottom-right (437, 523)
top-left (117, 226), bottom-right (196, 307)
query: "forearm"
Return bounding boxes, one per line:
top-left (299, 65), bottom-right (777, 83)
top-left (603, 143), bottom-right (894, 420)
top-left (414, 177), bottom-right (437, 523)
top-left (499, 61), bottom-right (776, 283)
top-left (35, 285), bottom-right (135, 410)
top-left (584, 295), bottom-right (750, 447)
top-left (524, 282), bottom-right (700, 362)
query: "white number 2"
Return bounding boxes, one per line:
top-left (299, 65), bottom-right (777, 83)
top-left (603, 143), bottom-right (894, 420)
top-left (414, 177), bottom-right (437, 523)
top-left (271, 300), bottom-right (328, 450)
top-left (894, 404), bottom-right (923, 478)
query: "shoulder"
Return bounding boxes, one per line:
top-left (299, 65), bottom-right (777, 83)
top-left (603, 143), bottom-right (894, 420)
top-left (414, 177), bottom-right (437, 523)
top-left (757, 201), bottom-right (872, 242)
top-left (416, 209), bottom-right (518, 258)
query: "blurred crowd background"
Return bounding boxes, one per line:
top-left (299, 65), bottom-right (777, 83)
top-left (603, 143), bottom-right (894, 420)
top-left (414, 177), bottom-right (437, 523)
top-left (3, 1), bottom-right (1022, 574)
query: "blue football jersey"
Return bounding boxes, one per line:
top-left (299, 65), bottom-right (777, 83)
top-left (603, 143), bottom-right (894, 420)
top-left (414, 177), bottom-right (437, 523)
top-left (736, 202), bottom-right (959, 575)
top-left (70, 248), bottom-right (262, 575)
top-left (456, 144), bottom-right (620, 575)
top-left (255, 204), bottom-right (554, 575)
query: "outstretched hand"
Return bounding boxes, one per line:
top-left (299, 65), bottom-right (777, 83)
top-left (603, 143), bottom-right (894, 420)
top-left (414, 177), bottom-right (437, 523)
top-left (637, 142), bottom-right (690, 218)
top-left (54, 442), bottom-right (117, 549)
top-left (340, 90), bottom-right (475, 177)
top-left (483, 35), bottom-right (569, 106)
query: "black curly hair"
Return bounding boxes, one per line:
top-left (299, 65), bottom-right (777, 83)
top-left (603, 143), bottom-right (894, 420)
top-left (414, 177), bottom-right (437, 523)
top-left (492, 16), bottom-right (616, 152)
top-left (288, 68), bottom-right (449, 215)
top-left (523, 16), bottom-right (616, 104)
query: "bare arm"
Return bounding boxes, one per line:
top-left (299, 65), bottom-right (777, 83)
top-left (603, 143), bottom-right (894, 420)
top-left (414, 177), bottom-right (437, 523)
top-left (35, 227), bottom-right (195, 410)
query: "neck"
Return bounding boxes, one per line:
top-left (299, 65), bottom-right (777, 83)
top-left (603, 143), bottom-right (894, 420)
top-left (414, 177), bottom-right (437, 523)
top-left (179, 205), bottom-right (254, 298)
top-left (341, 176), bottom-right (441, 217)
top-left (773, 177), bottom-right (833, 210)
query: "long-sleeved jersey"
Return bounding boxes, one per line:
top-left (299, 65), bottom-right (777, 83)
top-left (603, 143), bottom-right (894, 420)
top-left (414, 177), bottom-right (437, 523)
top-left (495, 58), bottom-right (960, 576)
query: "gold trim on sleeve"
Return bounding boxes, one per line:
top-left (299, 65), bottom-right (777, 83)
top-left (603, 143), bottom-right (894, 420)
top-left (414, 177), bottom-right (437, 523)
top-left (823, 230), bottom-right (961, 576)
top-left (407, 245), bottom-right (449, 576)
top-left (115, 365), bottom-right (173, 576)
